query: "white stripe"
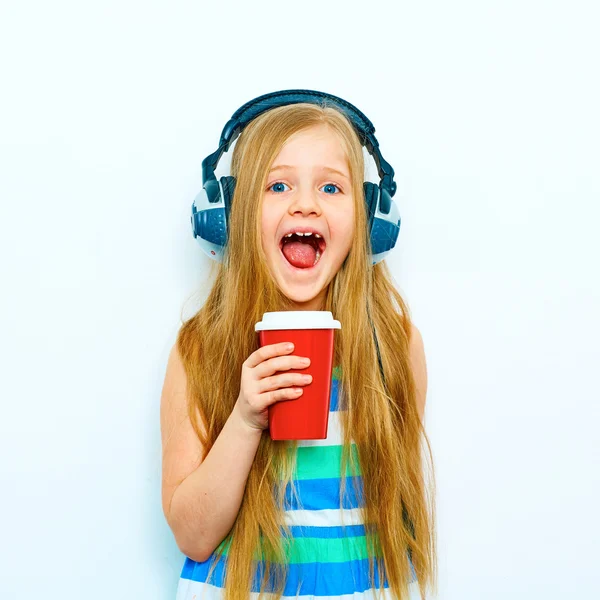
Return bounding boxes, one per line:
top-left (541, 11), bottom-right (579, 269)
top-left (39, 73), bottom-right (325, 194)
top-left (283, 508), bottom-right (365, 528)
top-left (177, 578), bottom-right (422, 600)
top-left (296, 411), bottom-right (346, 447)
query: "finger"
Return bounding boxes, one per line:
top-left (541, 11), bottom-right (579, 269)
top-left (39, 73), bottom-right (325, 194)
top-left (244, 342), bottom-right (294, 370)
top-left (261, 385), bottom-right (304, 408)
top-left (257, 372), bottom-right (311, 394)
top-left (254, 354), bottom-right (310, 380)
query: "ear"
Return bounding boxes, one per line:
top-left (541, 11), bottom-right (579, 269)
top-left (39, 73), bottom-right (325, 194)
top-left (409, 323), bottom-right (428, 423)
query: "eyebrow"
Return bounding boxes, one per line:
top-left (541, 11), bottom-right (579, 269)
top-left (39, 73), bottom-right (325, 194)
top-left (269, 164), bottom-right (350, 181)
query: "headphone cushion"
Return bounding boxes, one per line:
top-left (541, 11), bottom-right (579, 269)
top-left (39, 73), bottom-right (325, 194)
top-left (220, 176), bottom-right (236, 222)
top-left (363, 182), bottom-right (379, 230)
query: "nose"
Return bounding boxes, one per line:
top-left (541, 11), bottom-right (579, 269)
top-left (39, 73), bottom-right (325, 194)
top-left (288, 186), bottom-right (322, 217)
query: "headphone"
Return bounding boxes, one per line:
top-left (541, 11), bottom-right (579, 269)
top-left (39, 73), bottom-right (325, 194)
top-left (190, 88), bottom-right (401, 265)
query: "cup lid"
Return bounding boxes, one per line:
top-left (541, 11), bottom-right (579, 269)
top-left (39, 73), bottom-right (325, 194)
top-left (255, 311), bottom-right (341, 331)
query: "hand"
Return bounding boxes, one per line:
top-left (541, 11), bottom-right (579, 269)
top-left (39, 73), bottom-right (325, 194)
top-left (233, 342), bottom-right (312, 432)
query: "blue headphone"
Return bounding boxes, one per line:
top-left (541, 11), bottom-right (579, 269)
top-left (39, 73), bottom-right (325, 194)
top-left (190, 89), bottom-right (401, 265)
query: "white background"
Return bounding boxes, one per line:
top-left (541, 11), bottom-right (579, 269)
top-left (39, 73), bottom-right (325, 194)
top-left (1, 1), bottom-right (598, 598)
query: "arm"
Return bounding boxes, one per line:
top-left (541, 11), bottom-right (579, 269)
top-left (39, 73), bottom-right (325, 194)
top-left (160, 343), bottom-right (262, 563)
top-left (408, 323), bottom-right (428, 423)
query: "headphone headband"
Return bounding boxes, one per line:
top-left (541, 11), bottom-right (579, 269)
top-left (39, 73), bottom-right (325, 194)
top-left (231, 89), bottom-right (376, 138)
top-left (202, 89), bottom-right (397, 199)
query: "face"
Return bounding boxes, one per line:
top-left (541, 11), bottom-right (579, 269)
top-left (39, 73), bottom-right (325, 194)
top-left (261, 124), bottom-right (355, 311)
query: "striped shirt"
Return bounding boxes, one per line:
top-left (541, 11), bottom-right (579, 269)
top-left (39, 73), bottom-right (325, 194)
top-left (176, 367), bottom-right (419, 600)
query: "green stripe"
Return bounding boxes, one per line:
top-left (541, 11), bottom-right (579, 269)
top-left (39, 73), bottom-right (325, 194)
top-left (332, 365), bottom-right (341, 380)
top-left (216, 533), bottom-right (382, 563)
top-left (291, 443), bottom-right (361, 480)
top-left (284, 534), bottom-right (380, 563)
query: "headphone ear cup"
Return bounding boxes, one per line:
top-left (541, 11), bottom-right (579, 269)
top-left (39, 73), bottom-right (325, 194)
top-left (363, 182), bottom-right (379, 231)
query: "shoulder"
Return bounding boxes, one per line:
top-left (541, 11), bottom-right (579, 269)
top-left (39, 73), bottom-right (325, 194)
top-left (408, 323), bottom-right (428, 422)
top-left (160, 344), bottom-right (189, 431)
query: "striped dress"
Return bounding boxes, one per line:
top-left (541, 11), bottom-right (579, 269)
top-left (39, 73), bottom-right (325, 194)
top-left (176, 366), bottom-right (420, 600)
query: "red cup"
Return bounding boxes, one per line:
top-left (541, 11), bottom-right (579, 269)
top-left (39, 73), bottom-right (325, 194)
top-left (255, 311), bottom-right (342, 440)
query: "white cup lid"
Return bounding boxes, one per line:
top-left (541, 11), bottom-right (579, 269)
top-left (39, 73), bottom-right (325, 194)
top-left (255, 311), bottom-right (341, 331)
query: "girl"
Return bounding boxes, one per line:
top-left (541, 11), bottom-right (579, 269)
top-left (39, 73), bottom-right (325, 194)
top-left (160, 94), bottom-right (437, 600)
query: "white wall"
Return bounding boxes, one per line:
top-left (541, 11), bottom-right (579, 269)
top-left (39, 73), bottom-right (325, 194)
top-left (1, 1), bottom-right (598, 598)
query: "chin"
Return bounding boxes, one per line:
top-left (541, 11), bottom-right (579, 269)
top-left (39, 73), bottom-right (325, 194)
top-left (276, 277), bottom-right (325, 302)
top-left (266, 269), bottom-right (326, 308)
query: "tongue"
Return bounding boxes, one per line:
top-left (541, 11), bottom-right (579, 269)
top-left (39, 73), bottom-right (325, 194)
top-left (282, 241), bottom-right (317, 269)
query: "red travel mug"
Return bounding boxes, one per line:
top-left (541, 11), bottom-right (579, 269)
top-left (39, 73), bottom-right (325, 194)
top-left (255, 311), bottom-right (341, 440)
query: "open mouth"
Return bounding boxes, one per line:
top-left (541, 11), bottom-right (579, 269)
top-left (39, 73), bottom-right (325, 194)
top-left (279, 233), bottom-right (327, 269)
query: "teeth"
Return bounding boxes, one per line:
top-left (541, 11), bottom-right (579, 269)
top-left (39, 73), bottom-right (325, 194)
top-left (286, 231), bottom-right (322, 237)
top-left (314, 249), bottom-right (321, 266)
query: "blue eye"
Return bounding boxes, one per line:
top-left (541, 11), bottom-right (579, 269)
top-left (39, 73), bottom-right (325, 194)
top-left (321, 183), bottom-right (340, 194)
top-left (267, 181), bottom-right (341, 194)
top-left (269, 182), bottom-right (290, 193)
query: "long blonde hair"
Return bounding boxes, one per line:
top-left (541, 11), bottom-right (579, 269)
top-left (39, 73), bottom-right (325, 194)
top-left (177, 101), bottom-right (437, 600)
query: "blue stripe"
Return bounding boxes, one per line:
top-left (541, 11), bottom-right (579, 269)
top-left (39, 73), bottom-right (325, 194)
top-left (329, 378), bottom-right (340, 411)
top-left (285, 524), bottom-right (366, 538)
top-left (284, 476), bottom-right (364, 510)
top-left (181, 554), bottom-right (416, 594)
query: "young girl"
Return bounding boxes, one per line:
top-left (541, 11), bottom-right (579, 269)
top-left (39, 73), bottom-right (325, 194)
top-left (160, 91), bottom-right (437, 600)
